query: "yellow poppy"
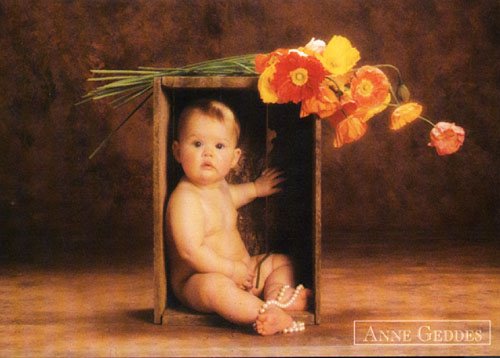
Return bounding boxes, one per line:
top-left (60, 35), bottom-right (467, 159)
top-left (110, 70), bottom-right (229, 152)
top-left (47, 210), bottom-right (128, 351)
top-left (258, 65), bottom-right (278, 103)
top-left (320, 35), bottom-right (360, 76)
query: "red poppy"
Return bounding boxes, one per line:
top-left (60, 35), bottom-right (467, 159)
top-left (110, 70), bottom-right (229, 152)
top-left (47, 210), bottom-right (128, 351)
top-left (254, 48), bottom-right (288, 73)
top-left (255, 54), bottom-right (270, 73)
top-left (271, 51), bottom-right (328, 104)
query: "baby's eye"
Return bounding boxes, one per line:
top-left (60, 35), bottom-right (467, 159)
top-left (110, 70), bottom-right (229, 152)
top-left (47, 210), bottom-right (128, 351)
top-left (215, 143), bottom-right (225, 150)
top-left (193, 141), bottom-right (202, 148)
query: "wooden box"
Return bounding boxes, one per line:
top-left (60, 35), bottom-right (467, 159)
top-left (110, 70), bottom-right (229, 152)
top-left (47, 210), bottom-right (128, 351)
top-left (153, 76), bottom-right (321, 325)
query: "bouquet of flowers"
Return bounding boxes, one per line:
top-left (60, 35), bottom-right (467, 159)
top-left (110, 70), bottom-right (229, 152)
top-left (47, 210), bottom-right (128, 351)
top-left (255, 36), bottom-right (464, 155)
top-left (81, 35), bottom-right (465, 157)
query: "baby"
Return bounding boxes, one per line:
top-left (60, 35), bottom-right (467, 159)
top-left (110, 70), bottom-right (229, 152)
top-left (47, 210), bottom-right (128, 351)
top-left (166, 99), bottom-right (310, 335)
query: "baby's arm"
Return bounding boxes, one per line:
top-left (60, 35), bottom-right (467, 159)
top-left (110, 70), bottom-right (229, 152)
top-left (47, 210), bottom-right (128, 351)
top-left (230, 168), bottom-right (285, 209)
top-left (168, 190), bottom-right (253, 288)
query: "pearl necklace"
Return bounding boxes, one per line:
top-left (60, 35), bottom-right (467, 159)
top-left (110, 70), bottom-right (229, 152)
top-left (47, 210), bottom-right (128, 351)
top-left (256, 284), bottom-right (306, 334)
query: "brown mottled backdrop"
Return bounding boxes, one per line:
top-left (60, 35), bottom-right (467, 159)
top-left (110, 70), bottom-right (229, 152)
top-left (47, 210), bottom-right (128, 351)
top-left (1, 0), bottom-right (498, 260)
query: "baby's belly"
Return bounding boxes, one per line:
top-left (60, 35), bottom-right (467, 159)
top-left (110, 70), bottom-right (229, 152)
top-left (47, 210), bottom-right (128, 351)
top-left (169, 230), bottom-right (249, 294)
top-left (205, 230), bottom-right (250, 261)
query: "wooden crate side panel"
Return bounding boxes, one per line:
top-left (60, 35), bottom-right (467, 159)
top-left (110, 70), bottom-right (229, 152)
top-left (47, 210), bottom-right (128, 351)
top-left (153, 77), bottom-right (168, 324)
top-left (161, 76), bottom-right (258, 89)
top-left (314, 118), bottom-right (322, 324)
top-left (164, 307), bottom-right (315, 326)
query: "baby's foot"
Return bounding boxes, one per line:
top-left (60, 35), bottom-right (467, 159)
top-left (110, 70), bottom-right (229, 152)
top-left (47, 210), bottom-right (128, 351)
top-left (254, 306), bottom-right (293, 336)
top-left (280, 286), bottom-right (313, 311)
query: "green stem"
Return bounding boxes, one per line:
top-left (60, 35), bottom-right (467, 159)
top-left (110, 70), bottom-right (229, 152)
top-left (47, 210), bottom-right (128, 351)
top-left (325, 76), bottom-right (344, 98)
top-left (87, 75), bottom-right (143, 81)
top-left (374, 64), bottom-right (403, 83)
top-left (91, 69), bottom-right (158, 74)
top-left (388, 84), bottom-right (400, 105)
top-left (418, 115), bottom-right (436, 127)
top-left (90, 83), bottom-right (149, 100)
top-left (111, 85), bottom-right (152, 108)
top-left (180, 54), bottom-right (258, 70)
top-left (88, 92), bottom-right (153, 160)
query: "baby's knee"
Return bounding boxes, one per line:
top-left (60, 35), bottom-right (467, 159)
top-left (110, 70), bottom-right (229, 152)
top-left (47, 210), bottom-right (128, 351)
top-left (271, 253), bottom-right (292, 269)
top-left (197, 273), bottom-right (233, 299)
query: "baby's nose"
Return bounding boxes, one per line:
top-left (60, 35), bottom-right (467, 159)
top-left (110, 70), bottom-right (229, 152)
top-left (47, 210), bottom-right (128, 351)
top-left (202, 147), bottom-right (213, 157)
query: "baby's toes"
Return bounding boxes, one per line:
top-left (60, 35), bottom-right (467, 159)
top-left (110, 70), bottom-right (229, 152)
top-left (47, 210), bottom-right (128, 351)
top-left (255, 319), bottom-right (265, 334)
top-left (255, 314), bottom-right (271, 334)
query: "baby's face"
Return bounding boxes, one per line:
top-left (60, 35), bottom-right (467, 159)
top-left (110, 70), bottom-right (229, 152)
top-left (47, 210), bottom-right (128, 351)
top-left (173, 114), bottom-right (241, 186)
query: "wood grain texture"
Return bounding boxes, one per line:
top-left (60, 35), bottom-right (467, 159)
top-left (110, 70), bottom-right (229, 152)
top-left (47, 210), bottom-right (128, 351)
top-left (161, 76), bottom-right (258, 89)
top-left (314, 117), bottom-right (322, 324)
top-left (1, 232), bottom-right (498, 356)
top-left (153, 78), bottom-right (168, 324)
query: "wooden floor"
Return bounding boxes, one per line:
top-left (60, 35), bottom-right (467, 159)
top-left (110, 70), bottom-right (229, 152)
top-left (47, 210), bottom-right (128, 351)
top-left (1, 231), bottom-right (498, 356)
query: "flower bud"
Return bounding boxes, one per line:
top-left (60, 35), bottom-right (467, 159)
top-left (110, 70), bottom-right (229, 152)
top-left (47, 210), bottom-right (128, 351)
top-left (397, 83), bottom-right (411, 103)
top-left (304, 38), bottom-right (326, 54)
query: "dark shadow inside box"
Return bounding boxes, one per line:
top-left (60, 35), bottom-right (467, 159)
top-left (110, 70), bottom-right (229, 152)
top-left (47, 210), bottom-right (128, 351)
top-left (164, 88), bottom-right (314, 308)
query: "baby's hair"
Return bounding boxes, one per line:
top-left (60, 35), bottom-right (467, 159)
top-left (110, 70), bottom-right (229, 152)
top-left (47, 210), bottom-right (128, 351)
top-left (176, 99), bottom-right (241, 145)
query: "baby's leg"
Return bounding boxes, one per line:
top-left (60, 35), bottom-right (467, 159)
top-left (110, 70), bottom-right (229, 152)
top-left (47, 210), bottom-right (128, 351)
top-left (258, 254), bottom-right (311, 311)
top-left (181, 272), bottom-right (293, 334)
top-left (253, 254), bottom-right (311, 334)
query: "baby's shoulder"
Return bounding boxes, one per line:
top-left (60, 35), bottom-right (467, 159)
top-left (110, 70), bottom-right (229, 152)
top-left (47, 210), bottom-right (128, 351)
top-left (167, 185), bottom-right (204, 223)
top-left (169, 182), bottom-right (200, 205)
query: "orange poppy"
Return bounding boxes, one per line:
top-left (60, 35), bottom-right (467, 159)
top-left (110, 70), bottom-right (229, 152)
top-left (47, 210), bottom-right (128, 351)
top-left (350, 66), bottom-right (390, 108)
top-left (332, 114), bottom-right (368, 148)
top-left (300, 85), bottom-right (340, 118)
top-left (326, 95), bottom-right (358, 127)
top-left (390, 102), bottom-right (423, 130)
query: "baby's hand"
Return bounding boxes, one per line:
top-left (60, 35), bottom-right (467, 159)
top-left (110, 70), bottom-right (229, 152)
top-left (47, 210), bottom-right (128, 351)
top-left (232, 261), bottom-right (255, 290)
top-left (254, 168), bottom-right (285, 197)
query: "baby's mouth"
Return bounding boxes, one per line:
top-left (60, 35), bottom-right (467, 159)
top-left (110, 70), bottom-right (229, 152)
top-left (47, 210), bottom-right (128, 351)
top-left (201, 162), bottom-right (215, 170)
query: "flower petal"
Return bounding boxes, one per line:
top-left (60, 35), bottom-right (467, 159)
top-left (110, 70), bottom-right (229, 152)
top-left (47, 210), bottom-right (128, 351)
top-left (428, 122), bottom-right (465, 155)
top-left (362, 93), bottom-right (392, 123)
top-left (304, 37), bottom-right (326, 54)
top-left (321, 35), bottom-right (360, 76)
top-left (271, 51), bottom-right (327, 104)
top-left (350, 66), bottom-right (390, 108)
top-left (300, 84), bottom-right (340, 118)
top-left (390, 102), bottom-right (423, 130)
top-left (258, 65), bottom-right (279, 103)
top-left (332, 114), bottom-right (368, 148)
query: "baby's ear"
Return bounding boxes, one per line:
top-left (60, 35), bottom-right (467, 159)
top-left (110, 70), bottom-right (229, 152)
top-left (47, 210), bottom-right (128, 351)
top-left (172, 141), bottom-right (180, 162)
top-left (231, 147), bottom-right (242, 168)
